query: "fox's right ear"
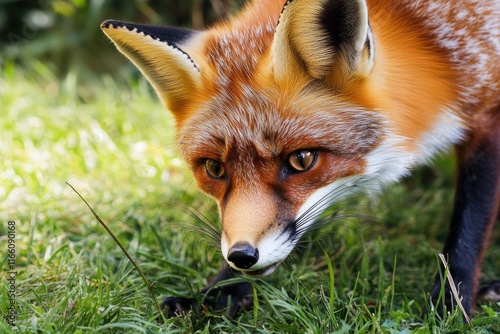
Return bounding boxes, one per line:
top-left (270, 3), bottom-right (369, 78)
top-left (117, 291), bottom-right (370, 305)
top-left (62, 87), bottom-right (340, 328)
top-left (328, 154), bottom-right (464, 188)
top-left (101, 20), bottom-right (201, 117)
top-left (273, 0), bottom-right (374, 89)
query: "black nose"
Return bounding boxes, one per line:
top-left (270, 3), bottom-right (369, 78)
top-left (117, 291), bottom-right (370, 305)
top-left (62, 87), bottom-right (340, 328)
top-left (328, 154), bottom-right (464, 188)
top-left (227, 242), bottom-right (259, 269)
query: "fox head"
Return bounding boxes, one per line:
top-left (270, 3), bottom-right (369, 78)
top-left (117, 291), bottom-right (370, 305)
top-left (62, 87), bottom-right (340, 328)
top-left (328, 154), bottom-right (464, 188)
top-left (101, 0), bottom-right (415, 276)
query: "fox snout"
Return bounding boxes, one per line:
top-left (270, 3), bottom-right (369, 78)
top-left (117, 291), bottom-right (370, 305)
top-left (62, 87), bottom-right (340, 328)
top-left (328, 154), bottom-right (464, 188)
top-left (220, 189), bottom-right (298, 276)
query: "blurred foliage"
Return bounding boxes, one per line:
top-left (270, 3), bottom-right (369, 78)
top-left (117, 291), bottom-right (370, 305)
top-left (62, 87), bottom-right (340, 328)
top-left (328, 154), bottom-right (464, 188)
top-left (0, 0), bottom-right (244, 75)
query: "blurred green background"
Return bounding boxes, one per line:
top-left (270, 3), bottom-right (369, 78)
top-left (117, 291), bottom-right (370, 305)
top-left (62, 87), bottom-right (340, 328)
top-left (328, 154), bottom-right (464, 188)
top-left (0, 0), bottom-right (244, 75)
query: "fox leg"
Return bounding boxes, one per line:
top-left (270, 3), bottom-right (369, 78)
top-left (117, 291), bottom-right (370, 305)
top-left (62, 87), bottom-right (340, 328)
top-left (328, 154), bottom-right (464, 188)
top-left (430, 124), bottom-right (500, 316)
top-left (161, 263), bottom-right (253, 318)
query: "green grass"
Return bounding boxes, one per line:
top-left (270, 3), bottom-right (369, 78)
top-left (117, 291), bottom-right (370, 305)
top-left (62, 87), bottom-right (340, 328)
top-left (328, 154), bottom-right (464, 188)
top-left (1, 62), bottom-right (499, 333)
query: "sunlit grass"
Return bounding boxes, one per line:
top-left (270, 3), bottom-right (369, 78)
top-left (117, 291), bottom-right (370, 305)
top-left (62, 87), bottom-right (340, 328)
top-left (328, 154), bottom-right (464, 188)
top-left (0, 62), bottom-right (499, 333)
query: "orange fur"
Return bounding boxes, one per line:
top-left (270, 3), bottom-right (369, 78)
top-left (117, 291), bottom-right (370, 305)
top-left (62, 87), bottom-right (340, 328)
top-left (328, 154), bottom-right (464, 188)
top-left (349, 0), bottom-right (459, 149)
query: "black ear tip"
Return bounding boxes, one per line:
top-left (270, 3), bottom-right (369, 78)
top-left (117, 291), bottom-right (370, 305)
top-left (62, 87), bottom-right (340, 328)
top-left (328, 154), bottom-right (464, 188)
top-left (101, 20), bottom-right (124, 29)
top-left (101, 20), bottom-right (112, 29)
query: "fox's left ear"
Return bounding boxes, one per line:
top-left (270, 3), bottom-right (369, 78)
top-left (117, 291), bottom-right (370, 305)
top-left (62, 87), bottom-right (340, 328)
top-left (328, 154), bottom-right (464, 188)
top-left (273, 0), bottom-right (374, 89)
top-left (101, 20), bottom-right (202, 117)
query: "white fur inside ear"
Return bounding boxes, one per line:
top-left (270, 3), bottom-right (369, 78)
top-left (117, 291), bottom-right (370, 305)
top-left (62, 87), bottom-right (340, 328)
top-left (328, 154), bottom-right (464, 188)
top-left (102, 22), bottom-right (200, 72)
top-left (103, 24), bottom-right (200, 73)
top-left (353, 0), bottom-right (369, 53)
top-left (102, 24), bottom-right (202, 110)
top-left (365, 26), bottom-right (375, 70)
top-left (272, 0), bottom-right (374, 82)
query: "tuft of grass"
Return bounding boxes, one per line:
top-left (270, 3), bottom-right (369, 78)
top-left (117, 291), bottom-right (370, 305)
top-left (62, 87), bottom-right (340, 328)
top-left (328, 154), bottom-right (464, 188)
top-left (1, 62), bottom-right (499, 333)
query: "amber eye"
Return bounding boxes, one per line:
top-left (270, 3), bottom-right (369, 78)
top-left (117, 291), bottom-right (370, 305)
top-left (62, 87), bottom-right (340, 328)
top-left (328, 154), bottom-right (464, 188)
top-left (205, 159), bottom-right (225, 179)
top-left (288, 150), bottom-right (317, 172)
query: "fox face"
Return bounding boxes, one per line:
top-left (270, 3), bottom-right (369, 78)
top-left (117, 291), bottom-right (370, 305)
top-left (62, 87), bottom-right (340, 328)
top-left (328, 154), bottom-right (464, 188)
top-left (177, 80), bottom-right (386, 275)
top-left (101, 0), bottom-right (498, 277)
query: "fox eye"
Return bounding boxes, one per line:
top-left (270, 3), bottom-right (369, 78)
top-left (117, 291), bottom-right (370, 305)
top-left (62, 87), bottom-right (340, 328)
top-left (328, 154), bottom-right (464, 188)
top-left (287, 150), bottom-right (317, 172)
top-left (205, 159), bottom-right (225, 179)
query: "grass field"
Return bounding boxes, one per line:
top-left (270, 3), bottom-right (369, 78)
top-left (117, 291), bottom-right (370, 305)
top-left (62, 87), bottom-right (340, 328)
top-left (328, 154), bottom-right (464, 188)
top-left (1, 62), bottom-right (499, 333)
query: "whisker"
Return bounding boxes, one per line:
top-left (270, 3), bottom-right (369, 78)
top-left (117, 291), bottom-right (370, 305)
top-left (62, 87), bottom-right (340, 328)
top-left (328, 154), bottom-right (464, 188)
top-left (298, 176), bottom-right (378, 222)
top-left (290, 175), bottom-right (386, 246)
top-left (295, 180), bottom-right (355, 224)
top-left (164, 201), bottom-right (222, 247)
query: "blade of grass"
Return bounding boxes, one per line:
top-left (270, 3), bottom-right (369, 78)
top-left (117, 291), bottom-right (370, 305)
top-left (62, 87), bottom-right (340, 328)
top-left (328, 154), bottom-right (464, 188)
top-left (438, 253), bottom-right (473, 329)
top-left (321, 246), bottom-right (336, 315)
top-left (252, 280), bottom-right (259, 326)
top-left (66, 182), bottom-right (166, 323)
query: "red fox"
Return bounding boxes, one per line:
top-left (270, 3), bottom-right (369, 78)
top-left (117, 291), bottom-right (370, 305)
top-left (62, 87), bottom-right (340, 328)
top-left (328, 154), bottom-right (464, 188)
top-left (101, 0), bottom-right (500, 317)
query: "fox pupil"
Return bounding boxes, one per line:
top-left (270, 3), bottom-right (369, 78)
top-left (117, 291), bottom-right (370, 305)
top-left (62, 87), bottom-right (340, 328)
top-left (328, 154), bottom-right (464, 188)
top-left (205, 159), bottom-right (225, 179)
top-left (288, 150), bottom-right (316, 172)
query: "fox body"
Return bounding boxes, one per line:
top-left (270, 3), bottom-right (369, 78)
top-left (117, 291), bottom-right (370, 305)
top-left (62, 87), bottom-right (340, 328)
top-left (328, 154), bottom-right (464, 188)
top-left (102, 0), bottom-right (500, 316)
